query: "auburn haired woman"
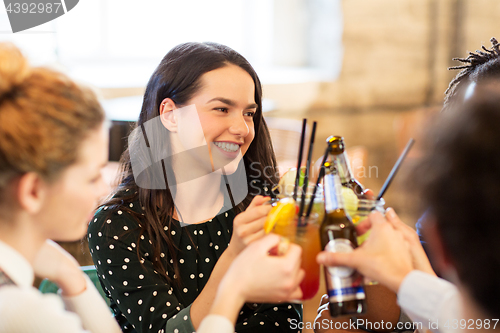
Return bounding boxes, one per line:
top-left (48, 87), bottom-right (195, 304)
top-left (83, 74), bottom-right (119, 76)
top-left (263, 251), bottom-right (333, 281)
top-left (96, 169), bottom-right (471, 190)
top-left (0, 42), bottom-right (120, 332)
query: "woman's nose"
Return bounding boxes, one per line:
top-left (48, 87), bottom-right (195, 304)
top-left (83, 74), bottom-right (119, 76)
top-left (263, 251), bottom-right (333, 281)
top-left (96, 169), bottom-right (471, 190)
top-left (229, 113), bottom-right (250, 137)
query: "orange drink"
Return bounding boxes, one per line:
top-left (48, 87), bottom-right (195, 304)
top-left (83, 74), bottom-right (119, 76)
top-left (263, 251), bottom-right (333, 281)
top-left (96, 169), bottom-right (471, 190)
top-left (266, 198), bottom-right (323, 300)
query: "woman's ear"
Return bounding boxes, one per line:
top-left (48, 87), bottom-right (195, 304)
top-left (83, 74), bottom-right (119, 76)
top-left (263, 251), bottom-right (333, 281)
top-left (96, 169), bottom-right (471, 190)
top-left (16, 172), bottom-right (45, 214)
top-left (160, 98), bottom-right (178, 132)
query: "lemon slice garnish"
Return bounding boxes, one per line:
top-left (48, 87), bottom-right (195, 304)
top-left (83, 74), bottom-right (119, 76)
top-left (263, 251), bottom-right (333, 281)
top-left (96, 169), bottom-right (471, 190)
top-left (264, 197), bottom-right (296, 233)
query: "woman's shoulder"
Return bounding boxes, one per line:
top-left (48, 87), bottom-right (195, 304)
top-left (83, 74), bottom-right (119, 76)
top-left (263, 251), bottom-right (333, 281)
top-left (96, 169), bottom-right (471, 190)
top-left (88, 197), bottom-right (145, 235)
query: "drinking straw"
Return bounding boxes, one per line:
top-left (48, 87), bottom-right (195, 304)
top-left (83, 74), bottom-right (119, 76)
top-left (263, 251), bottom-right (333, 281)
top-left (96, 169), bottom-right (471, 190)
top-left (298, 121), bottom-right (317, 223)
top-left (293, 119), bottom-right (307, 201)
top-left (305, 142), bottom-right (332, 218)
top-left (376, 138), bottom-right (415, 200)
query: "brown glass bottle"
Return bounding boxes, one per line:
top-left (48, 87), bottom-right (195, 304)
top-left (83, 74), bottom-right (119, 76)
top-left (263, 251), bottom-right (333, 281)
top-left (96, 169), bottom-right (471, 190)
top-left (326, 136), bottom-right (366, 198)
top-left (320, 162), bottom-right (367, 317)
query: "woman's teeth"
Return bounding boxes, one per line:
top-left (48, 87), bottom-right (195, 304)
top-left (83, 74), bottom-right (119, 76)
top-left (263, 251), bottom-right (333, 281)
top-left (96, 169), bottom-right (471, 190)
top-left (214, 142), bottom-right (239, 152)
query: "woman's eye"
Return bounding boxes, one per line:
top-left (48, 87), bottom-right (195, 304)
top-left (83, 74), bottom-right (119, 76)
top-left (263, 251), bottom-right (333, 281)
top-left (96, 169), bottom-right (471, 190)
top-left (215, 107), bottom-right (228, 113)
top-left (244, 111), bottom-right (256, 117)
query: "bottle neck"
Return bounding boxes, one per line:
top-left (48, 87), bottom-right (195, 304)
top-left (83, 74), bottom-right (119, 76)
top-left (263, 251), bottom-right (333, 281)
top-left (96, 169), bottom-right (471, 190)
top-left (332, 153), bottom-right (355, 184)
top-left (324, 169), bottom-right (346, 213)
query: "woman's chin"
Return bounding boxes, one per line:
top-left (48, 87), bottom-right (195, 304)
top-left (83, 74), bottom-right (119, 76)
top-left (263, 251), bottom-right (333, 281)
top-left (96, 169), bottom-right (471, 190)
top-left (211, 146), bottom-right (244, 175)
top-left (214, 159), bottom-right (240, 175)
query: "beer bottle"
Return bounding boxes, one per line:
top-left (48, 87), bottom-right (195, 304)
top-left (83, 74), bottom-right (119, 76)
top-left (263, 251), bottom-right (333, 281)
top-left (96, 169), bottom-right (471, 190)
top-left (320, 162), bottom-right (367, 317)
top-left (326, 136), bottom-right (366, 198)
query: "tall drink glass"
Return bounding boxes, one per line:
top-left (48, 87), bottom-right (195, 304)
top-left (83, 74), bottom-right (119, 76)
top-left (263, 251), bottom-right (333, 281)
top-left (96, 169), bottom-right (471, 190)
top-left (272, 197), bottom-right (323, 300)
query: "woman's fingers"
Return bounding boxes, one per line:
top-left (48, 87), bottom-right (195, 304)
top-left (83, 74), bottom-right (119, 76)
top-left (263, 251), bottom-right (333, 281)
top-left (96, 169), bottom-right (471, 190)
top-left (235, 215), bottom-right (267, 238)
top-left (242, 229), bottom-right (266, 245)
top-left (234, 204), bottom-right (271, 227)
top-left (247, 195), bottom-right (271, 209)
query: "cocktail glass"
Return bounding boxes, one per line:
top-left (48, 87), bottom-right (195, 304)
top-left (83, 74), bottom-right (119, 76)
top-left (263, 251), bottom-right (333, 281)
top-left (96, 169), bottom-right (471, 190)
top-left (271, 196), bottom-right (324, 301)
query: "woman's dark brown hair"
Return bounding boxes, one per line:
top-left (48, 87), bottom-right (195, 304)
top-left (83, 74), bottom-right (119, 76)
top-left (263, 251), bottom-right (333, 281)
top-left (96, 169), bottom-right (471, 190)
top-left (415, 81), bottom-right (500, 317)
top-left (101, 42), bottom-right (279, 286)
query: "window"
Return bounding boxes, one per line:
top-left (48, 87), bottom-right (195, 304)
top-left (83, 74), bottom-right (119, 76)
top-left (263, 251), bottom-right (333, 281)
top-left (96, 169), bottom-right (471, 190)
top-left (0, 0), bottom-right (342, 85)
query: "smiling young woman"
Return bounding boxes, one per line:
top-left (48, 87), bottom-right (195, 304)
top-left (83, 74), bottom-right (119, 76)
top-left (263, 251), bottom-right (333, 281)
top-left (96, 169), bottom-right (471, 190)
top-left (87, 42), bottom-right (301, 333)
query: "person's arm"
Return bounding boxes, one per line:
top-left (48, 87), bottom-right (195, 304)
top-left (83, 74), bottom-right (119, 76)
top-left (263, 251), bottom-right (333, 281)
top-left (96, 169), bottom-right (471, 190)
top-left (62, 275), bottom-right (122, 333)
top-left (30, 240), bottom-right (121, 333)
top-left (315, 209), bottom-right (439, 332)
top-left (0, 287), bottom-right (90, 333)
top-left (197, 234), bottom-right (303, 333)
top-left (398, 271), bottom-right (460, 333)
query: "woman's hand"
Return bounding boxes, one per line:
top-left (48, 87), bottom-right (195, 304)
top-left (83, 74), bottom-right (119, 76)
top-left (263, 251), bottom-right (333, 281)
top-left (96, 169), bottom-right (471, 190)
top-left (33, 240), bottom-right (87, 297)
top-left (228, 195), bottom-right (272, 254)
top-left (208, 234), bottom-right (304, 325)
top-left (224, 234), bottom-right (304, 303)
top-left (213, 233), bottom-right (304, 324)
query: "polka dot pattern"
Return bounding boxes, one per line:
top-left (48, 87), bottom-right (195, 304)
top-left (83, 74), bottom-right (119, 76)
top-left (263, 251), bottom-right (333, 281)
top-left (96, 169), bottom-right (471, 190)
top-left (88, 196), bottom-right (301, 333)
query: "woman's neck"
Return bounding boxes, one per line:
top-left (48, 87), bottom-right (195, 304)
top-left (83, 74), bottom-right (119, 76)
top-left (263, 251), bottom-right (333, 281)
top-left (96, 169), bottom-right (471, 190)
top-left (0, 214), bottom-right (45, 265)
top-left (171, 172), bottom-right (225, 225)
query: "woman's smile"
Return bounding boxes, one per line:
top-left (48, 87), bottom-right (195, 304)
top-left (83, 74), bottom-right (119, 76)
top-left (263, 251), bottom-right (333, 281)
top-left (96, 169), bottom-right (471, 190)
top-left (213, 141), bottom-right (241, 158)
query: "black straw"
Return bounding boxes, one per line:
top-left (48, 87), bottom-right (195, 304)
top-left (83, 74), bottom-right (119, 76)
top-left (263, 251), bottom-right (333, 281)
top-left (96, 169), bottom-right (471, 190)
top-left (299, 121), bottom-right (317, 222)
top-left (376, 138), bottom-right (415, 200)
top-left (306, 142), bottom-right (331, 217)
top-left (293, 119), bottom-right (307, 201)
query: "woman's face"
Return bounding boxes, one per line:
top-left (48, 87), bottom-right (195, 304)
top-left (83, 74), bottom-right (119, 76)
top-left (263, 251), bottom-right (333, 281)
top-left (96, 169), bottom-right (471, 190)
top-left (177, 64), bottom-right (257, 174)
top-left (37, 124), bottom-right (109, 241)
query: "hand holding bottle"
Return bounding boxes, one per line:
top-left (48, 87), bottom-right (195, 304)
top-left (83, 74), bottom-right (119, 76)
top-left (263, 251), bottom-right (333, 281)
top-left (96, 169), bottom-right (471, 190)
top-left (317, 211), bottom-right (414, 293)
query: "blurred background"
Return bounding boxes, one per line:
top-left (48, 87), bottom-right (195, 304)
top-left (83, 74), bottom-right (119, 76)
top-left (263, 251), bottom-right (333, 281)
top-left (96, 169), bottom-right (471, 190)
top-left (3, 0), bottom-right (500, 330)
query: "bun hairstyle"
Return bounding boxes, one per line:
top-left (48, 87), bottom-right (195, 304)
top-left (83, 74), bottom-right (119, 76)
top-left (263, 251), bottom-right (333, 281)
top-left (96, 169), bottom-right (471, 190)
top-left (0, 43), bottom-right (105, 192)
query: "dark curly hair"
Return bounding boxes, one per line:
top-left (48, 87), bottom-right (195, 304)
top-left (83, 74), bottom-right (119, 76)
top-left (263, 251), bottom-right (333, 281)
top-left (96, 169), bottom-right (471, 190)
top-left (415, 80), bottom-right (500, 317)
top-left (444, 37), bottom-right (500, 112)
